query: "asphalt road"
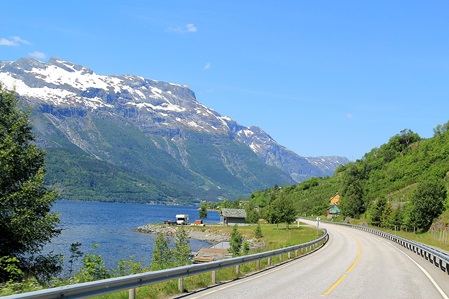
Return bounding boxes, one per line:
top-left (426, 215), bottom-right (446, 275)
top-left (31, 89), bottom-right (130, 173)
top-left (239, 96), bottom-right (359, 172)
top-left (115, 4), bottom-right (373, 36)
top-left (177, 220), bottom-right (449, 299)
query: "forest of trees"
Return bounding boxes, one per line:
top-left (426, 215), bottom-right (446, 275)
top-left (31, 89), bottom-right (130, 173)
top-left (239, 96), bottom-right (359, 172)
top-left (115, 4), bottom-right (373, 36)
top-left (235, 127), bottom-right (449, 233)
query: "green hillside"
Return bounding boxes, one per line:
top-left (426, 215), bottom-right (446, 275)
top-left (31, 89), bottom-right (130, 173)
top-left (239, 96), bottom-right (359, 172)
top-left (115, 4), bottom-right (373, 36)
top-left (32, 110), bottom-right (293, 204)
top-left (246, 124), bottom-right (449, 233)
top-left (44, 148), bottom-right (192, 204)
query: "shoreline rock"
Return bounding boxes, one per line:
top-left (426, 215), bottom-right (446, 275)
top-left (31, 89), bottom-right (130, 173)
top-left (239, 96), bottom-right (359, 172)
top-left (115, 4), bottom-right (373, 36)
top-left (134, 224), bottom-right (229, 244)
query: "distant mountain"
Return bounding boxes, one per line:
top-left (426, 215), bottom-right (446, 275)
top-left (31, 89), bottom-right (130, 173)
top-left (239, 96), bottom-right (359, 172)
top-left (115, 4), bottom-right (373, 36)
top-left (0, 57), bottom-right (349, 204)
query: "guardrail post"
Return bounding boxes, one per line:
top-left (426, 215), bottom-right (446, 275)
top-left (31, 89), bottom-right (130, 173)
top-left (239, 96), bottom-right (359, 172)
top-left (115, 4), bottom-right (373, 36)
top-left (129, 288), bottom-right (136, 299)
top-left (212, 270), bottom-right (216, 284)
top-left (439, 258), bottom-right (445, 271)
top-left (257, 259), bottom-right (260, 269)
top-left (268, 257), bottom-right (271, 266)
top-left (236, 264), bottom-right (240, 274)
top-left (178, 277), bottom-right (184, 292)
top-left (288, 252), bottom-right (291, 259)
top-left (295, 249), bottom-right (298, 257)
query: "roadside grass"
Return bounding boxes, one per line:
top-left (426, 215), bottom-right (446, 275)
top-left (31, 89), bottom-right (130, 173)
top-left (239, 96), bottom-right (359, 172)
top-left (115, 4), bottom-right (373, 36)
top-left (190, 223), bottom-right (320, 247)
top-left (0, 223), bottom-right (322, 298)
top-left (93, 223), bottom-right (321, 299)
top-left (317, 215), bottom-right (449, 252)
top-left (379, 228), bottom-right (449, 252)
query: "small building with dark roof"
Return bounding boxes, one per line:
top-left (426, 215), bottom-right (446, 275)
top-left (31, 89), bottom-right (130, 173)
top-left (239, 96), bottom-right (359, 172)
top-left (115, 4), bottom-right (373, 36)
top-left (220, 208), bottom-right (247, 226)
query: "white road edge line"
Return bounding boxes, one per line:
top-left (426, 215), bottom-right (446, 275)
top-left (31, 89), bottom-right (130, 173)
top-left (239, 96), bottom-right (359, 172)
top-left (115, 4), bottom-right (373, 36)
top-left (386, 242), bottom-right (448, 299)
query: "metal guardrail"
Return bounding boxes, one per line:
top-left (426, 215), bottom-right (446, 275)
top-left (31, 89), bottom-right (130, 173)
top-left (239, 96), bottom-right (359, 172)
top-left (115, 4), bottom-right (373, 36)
top-left (330, 221), bottom-right (449, 276)
top-left (3, 229), bottom-right (329, 299)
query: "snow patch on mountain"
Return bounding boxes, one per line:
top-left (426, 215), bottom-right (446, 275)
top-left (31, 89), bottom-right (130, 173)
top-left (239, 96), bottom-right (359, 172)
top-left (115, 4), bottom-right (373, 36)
top-left (28, 65), bottom-right (122, 92)
top-left (0, 57), bottom-right (349, 182)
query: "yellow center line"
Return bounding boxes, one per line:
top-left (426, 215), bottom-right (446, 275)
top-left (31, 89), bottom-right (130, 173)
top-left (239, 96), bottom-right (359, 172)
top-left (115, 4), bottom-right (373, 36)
top-left (322, 235), bottom-right (361, 296)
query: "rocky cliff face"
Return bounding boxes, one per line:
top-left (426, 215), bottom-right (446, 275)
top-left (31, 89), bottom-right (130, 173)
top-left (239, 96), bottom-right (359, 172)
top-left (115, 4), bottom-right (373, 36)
top-left (0, 58), bottom-right (348, 203)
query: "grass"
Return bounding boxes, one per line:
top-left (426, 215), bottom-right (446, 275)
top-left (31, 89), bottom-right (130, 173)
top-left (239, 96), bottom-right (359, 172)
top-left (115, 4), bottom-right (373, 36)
top-left (0, 222), bottom-right (322, 297)
top-left (92, 223), bottom-right (322, 299)
top-left (186, 223), bottom-right (320, 247)
top-left (318, 215), bottom-right (449, 252)
top-left (380, 227), bottom-right (449, 252)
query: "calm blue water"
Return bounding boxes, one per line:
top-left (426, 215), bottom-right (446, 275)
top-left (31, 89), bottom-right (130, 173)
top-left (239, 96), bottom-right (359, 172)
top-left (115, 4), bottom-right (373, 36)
top-left (45, 200), bottom-right (220, 272)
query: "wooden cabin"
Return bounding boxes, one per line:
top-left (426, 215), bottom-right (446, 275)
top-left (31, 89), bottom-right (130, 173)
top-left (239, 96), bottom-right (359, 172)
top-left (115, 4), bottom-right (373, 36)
top-left (220, 208), bottom-right (247, 226)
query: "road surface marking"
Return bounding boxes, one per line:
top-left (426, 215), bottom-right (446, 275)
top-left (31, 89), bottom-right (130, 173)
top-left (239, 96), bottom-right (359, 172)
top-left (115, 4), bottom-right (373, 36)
top-left (322, 235), bottom-right (361, 296)
top-left (386, 242), bottom-right (449, 299)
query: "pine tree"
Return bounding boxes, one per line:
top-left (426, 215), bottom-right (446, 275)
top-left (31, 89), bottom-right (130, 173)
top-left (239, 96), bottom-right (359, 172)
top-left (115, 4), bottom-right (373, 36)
top-left (228, 225), bottom-right (243, 257)
top-left (254, 224), bottom-right (263, 239)
top-left (150, 233), bottom-right (172, 270)
top-left (242, 241), bottom-right (250, 255)
top-left (0, 84), bottom-right (61, 283)
top-left (385, 206), bottom-right (403, 230)
top-left (173, 226), bottom-right (191, 267)
top-left (368, 197), bottom-right (387, 227)
top-left (380, 201), bottom-right (392, 228)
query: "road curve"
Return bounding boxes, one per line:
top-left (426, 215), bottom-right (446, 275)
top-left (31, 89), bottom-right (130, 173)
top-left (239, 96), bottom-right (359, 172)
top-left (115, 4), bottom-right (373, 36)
top-left (176, 220), bottom-right (449, 299)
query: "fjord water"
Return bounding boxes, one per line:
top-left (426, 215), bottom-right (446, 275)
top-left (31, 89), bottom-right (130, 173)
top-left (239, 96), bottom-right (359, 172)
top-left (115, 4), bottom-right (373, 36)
top-left (46, 200), bottom-right (220, 271)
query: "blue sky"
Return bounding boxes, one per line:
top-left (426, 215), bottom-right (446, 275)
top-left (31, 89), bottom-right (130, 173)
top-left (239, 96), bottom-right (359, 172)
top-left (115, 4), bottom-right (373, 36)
top-left (1, 1), bottom-right (448, 160)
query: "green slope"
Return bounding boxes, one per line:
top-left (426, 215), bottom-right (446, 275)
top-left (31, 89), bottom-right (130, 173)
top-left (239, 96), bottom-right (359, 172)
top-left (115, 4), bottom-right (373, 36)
top-left (44, 148), bottom-right (190, 204)
top-left (31, 110), bottom-right (293, 204)
top-left (247, 125), bottom-right (449, 229)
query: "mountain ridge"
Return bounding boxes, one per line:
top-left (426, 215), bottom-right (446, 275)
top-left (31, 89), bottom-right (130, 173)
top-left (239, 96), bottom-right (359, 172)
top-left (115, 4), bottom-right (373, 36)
top-left (0, 57), bottom-right (349, 204)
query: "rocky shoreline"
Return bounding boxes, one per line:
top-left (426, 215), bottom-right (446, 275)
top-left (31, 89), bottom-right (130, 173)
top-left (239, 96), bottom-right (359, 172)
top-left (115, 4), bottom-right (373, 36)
top-left (134, 224), bottom-right (229, 244)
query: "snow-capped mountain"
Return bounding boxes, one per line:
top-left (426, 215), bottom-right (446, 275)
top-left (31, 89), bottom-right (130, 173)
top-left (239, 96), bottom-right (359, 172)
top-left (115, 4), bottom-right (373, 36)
top-left (0, 57), bottom-right (348, 203)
